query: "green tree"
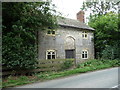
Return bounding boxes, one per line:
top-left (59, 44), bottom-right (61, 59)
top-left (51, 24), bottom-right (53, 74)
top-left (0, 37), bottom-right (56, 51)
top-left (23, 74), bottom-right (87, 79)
top-left (88, 13), bottom-right (120, 59)
top-left (81, 1), bottom-right (120, 59)
top-left (81, 0), bottom-right (118, 16)
top-left (2, 2), bottom-right (58, 69)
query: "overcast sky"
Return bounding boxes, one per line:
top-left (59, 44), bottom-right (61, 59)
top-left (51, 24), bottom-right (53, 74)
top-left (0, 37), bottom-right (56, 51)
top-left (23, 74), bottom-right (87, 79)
top-left (52, 0), bottom-right (84, 20)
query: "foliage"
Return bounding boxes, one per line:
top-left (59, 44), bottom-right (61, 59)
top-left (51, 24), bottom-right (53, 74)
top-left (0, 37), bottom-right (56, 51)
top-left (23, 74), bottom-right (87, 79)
top-left (81, 1), bottom-right (118, 16)
top-left (2, 2), bottom-right (58, 69)
top-left (88, 13), bottom-right (119, 59)
top-left (101, 44), bottom-right (120, 60)
top-left (62, 60), bottom-right (73, 69)
top-left (77, 59), bottom-right (119, 68)
top-left (81, 1), bottom-right (119, 59)
top-left (3, 59), bottom-right (119, 88)
top-left (2, 76), bottom-right (37, 88)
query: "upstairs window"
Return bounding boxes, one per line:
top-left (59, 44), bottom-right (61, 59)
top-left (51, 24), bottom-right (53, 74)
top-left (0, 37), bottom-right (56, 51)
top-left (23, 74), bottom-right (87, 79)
top-left (82, 31), bottom-right (87, 39)
top-left (47, 29), bottom-right (55, 35)
top-left (46, 50), bottom-right (56, 59)
top-left (82, 50), bottom-right (88, 59)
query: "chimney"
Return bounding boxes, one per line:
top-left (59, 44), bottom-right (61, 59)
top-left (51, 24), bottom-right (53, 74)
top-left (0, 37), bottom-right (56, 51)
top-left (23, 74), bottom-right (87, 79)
top-left (76, 10), bottom-right (85, 23)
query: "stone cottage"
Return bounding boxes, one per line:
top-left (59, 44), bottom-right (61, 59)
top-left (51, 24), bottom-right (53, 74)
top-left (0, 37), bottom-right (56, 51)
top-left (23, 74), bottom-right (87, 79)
top-left (38, 11), bottom-right (95, 63)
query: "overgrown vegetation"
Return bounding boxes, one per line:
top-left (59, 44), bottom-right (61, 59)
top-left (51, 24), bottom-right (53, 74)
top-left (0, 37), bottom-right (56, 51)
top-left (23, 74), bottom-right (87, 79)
top-left (88, 13), bottom-right (120, 59)
top-left (81, 1), bottom-right (120, 59)
top-left (2, 59), bottom-right (119, 88)
top-left (2, 2), bottom-right (58, 69)
top-left (62, 60), bottom-right (73, 69)
top-left (77, 59), bottom-right (119, 68)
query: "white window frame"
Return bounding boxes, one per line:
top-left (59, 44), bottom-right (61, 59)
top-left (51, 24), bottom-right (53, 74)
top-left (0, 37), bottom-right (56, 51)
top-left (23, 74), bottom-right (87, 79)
top-left (46, 50), bottom-right (56, 60)
top-left (81, 50), bottom-right (88, 59)
top-left (82, 31), bottom-right (88, 39)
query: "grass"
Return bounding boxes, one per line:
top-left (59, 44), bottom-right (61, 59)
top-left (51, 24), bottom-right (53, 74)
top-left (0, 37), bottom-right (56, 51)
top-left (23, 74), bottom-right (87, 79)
top-left (2, 59), bottom-right (119, 88)
top-left (2, 76), bottom-right (38, 88)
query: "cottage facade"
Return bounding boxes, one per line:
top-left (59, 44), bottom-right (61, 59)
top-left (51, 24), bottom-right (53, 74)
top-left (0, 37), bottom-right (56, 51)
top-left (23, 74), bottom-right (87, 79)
top-left (38, 17), bottom-right (95, 63)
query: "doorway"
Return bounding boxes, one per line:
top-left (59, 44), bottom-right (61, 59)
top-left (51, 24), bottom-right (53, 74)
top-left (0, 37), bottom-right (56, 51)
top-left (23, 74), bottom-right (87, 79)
top-left (65, 49), bottom-right (75, 59)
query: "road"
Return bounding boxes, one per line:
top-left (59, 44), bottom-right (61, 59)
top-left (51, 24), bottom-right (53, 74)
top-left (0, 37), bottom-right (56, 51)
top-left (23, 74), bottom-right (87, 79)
top-left (16, 67), bottom-right (119, 88)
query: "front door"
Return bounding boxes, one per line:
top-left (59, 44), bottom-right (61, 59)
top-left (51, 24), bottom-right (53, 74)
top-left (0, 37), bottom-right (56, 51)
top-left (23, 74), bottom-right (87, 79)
top-left (65, 49), bottom-right (75, 59)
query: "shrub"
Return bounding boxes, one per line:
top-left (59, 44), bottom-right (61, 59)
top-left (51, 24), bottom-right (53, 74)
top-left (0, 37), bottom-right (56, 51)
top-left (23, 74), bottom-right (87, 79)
top-left (101, 44), bottom-right (120, 60)
top-left (62, 60), bottom-right (73, 70)
top-left (77, 59), bottom-right (119, 69)
top-left (2, 2), bottom-right (57, 70)
top-left (2, 36), bottom-right (38, 69)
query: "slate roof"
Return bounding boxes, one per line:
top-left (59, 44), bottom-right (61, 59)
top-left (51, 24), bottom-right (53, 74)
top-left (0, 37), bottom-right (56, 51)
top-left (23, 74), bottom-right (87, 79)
top-left (57, 17), bottom-right (95, 31)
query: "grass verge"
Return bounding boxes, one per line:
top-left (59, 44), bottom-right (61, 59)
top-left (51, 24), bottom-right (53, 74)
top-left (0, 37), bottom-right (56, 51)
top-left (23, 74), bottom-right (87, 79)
top-left (2, 59), bottom-right (119, 88)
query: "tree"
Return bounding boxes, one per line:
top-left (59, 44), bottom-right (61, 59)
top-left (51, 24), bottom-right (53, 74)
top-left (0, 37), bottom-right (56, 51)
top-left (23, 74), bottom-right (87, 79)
top-left (2, 2), bottom-right (58, 69)
top-left (81, 0), bottom-right (118, 16)
top-left (81, 0), bottom-right (120, 59)
top-left (88, 12), bottom-right (120, 59)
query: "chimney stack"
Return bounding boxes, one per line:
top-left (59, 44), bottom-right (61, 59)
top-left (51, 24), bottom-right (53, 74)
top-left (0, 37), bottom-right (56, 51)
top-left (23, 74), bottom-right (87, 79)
top-left (76, 10), bottom-right (85, 23)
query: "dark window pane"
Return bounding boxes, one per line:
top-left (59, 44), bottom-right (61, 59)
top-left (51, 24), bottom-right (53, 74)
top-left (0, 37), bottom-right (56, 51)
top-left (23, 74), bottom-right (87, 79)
top-left (47, 55), bottom-right (51, 59)
top-left (50, 51), bottom-right (52, 54)
top-left (82, 54), bottom-right (84, 58)
top-left (82, 51), bottom-right (84, 54)
top-left (48, 27), bottom-right (52, 29)
top-left (52, 55), bottom-right (55, 59)
top-left (85, 54), bottom-right (87, 58)
top-left (85, 34), bottom-right (87, 37)
top-left (52, 52), bottom-right (55, 54)
top-left (52, 31), bottom-right (55, 34)
top-left (48, 52), bottom-right (51, 54)
top-left (47, 31), bottom-right (51, 34)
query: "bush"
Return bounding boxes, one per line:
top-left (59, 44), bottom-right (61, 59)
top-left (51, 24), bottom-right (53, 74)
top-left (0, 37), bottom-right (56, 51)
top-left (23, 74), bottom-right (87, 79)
top-left (101, 44), bottom-right (120, 60)
top-left (62, 60), bottom-right (73, 70)
top-left (2, 2), bottom-right (57, 70)
top-left (2, 32), bottom-right (38, 69)
top-left (77, 59), bottom-right (119, 69)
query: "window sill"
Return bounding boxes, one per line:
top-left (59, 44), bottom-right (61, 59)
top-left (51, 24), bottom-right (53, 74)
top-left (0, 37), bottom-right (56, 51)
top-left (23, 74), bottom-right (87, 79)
top-left (46, 34), bottom-right (56, 36)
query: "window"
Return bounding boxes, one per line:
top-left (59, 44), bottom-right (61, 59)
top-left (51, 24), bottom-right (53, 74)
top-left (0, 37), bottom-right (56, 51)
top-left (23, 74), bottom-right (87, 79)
top-left (47, 29), bottom-right (55, 35)
top-left (46, 50), bottom-right (56, 59)
top-left (82, 31), bottom-right (87, 38)
top-left (82, 50), bottom-right (88, 59)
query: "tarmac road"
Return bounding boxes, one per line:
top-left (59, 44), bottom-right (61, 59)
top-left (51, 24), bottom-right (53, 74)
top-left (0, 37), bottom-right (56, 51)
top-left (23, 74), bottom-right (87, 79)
top-left (15, 67), bottom-right (119, 88)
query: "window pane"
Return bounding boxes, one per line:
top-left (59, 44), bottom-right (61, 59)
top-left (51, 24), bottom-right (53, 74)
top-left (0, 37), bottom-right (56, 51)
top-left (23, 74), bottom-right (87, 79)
top-left (48, 52), bottom-right (51, 54)
top-left (50, 51), bottom-right (53, 54)
top-left (82, 34), bottom-right (84, 37)
top-left (85, 54), bottom-right (87, 58)
top-left (47, 55), bottom-right (51, 59)
top-left (52, 52), bottom-right (55, 54)
top-left (85, 51), bottom-right (87, 54)
top-left (52, 55), bottom-right (55, 59)
top-left (85, 34), bottom-right (87, 37)
top-left (52, 31), bottom-right (55, 34)
top-left (82, 51), bottom-right (85, 54)
top-left (47, 31), bottom-right (51, 34)
top-left (82, 54), bottom-right (84, 58)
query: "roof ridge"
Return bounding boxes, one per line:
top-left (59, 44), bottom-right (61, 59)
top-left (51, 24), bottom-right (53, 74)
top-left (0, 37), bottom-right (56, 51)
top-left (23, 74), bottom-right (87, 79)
top-left (57, 17), bottom-right (95, 31)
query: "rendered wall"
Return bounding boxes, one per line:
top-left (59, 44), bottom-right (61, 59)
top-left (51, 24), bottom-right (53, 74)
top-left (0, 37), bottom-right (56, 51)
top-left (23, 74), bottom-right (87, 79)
top-left (38, 26), bottom-right (94, 62)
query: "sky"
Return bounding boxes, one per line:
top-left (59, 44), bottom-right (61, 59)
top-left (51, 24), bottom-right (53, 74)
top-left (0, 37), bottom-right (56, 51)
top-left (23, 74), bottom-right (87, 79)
top-left (52, 0), bottom-right (85, 20)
